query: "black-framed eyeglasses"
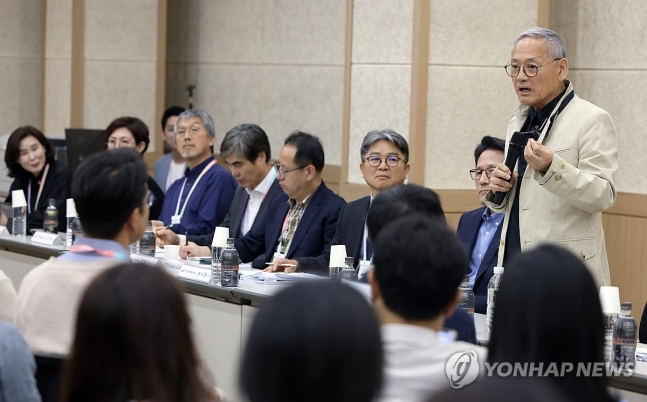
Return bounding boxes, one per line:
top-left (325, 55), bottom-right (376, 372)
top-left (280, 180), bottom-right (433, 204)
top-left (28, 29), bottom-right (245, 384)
top-left (364, 155), bottom-right (404, 168)
top-left (273, 162), bottom-right (307, 178)
top-left (504, 59), bottom-right (561, 77)
top-left (469, 168), bottom-right (495, 180)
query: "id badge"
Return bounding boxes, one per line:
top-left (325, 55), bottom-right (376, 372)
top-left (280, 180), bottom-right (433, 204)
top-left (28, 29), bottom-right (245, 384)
top-left (357, 260), bottom-right (372, 280)
top-left (272, 252), bottom-right (286, 262)
top-left (171, 215), bottom-right (181, 225)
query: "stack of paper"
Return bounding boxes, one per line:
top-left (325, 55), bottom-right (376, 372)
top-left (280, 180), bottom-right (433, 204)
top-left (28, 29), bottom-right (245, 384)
top-left (240, 271), bottom-right (325, 284)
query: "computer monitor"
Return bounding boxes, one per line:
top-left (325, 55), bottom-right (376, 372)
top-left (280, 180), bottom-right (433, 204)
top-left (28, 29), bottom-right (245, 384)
top-left (64, 128), bottom-right (106, 173)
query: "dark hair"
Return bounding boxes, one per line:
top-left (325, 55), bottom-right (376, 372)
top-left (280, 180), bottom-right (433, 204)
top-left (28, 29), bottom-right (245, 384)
top-left (220, 124), bottom-right (271, 162)
top-left (360, 129), bottom-right (409, 162)
top-left (240, 281), bottom-right (383, 402)
top-left (104, 116), bottom-right (150, 154)
top-left (428, 378), bottom-right (570, 402)
top-left (488, 245), bottom-right (615, 402)
top-left (474, 135), bottom-right (505, 165)
top-left (366, 184), bottom-right (446, 242)
top-left (71, 148), bottom-right (148, 238)
top-left (62, 263), bottom-right (218, 402)
top-left (4, 126), bottom-right (56, 178)
top-left (283, 131), bottom-right (325, 172)
top-left (373, 214), bottom-right (467, 320)
top-left (161, 106), bottom-right (186, 130)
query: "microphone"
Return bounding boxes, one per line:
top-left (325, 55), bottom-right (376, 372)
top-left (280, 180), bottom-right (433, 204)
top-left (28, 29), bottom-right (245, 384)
top-left (493, 131), bottom-right (531, 205)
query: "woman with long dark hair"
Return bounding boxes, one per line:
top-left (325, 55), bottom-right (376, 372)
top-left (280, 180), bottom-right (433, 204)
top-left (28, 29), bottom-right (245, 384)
top-left (62, 263), bottom-right (220, 402)
top-left (488, 244), bottom-right (618, 402)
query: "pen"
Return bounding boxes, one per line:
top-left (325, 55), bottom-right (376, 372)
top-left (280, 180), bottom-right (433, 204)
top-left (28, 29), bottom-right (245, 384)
top-left (185, 231), bottom-right (190, 259)
top-left (265, 262), bottom-right (298, 267)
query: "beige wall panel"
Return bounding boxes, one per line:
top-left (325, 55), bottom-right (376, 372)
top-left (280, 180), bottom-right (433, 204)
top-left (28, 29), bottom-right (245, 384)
top-left (260, 66), bottom-right (344, 165)
top-left (348, 65), bottom-right (411, 184)
top-left (551, 1), bottom-right (647, 69)
top-left (262, 0), bottom-right (345, 65)
top-left (83, 61), bottom-right (157, 137)
top-left (0, 0), bottom-right (41, 57)
top-left (351, 0), bottom-right (413, 64)
top-left (45, 0), bottom-right (72, 59)
top-left (84, 0), bottom-right (157, 61)
top-left (428, 0), bottom-right (537, 65)
top-left (568, 71), bottom-right (646, 195)
top-left (0, 59), bottom-right (41, 134)
top-left (44, 60), bottom-right (72, 135)
top-left (167, 0), bottom-right (265, 64)
top-left (425, 66), bottom-right (517, 189)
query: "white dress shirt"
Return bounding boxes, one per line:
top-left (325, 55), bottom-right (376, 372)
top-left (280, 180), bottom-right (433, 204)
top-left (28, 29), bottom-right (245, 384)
top-left (242, 168), bottom-right (277, 235)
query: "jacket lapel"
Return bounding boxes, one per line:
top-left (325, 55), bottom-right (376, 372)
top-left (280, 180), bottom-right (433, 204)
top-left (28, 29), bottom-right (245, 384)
top-left (350, 197), bottom-right (371, 260)
top-left (267, 199), bottom-right (289, 256)
top-left (285, 183), bottom-right (327, 258)
top-left (229, 187), bottom-right (248, 237)
top-left (252, 179), bottom-right (281, 233)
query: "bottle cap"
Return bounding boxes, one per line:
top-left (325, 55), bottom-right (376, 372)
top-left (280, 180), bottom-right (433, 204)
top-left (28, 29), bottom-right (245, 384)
top-left (344, 256), bottom-right (354, 265)
top-left (66, 198), bottom-right (77, 217)
top-left (494, 266), bottom-right (504, 274)
top-left (48, 198), bottom-right (56, 206)
top-left (621, 302), bottom-right (632, 311)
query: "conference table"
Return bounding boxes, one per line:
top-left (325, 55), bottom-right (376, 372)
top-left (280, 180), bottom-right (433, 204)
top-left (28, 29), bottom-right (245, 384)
top-left (1, 235), bottom-right (647, 401)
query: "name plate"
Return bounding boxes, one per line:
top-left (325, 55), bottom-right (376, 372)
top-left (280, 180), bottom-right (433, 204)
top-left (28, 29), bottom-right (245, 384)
top-left (130, 254), bottom-right (161, 267)
top-left (177, 264), bottom-right (212, 283)
top-left (0, 226), bottom-right (9, 239)
top-left (31, 231), bottom-right (63, 246)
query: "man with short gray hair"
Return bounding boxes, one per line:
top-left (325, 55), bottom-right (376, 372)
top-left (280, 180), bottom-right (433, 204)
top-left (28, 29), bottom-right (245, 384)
top-left (486, 27), bottom-right (618, 286)
top-left (154, 109), bottom-right (237, 236)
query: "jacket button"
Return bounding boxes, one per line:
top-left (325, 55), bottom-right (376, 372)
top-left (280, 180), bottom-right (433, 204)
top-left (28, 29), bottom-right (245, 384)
top-left (560, 163), bottom-right (566, 169)
top-left (555, 174), bottom-right (562, 181)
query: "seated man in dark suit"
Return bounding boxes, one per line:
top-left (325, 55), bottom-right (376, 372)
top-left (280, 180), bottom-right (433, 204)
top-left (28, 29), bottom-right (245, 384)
top-left (456, 136), bottom-right (505, 314)
top-left (366, 184), bottom-right (477, 344)
top-left (230, 131), bottom-right (345, 275)
top-left (157, 124), bottom-right (281, 268)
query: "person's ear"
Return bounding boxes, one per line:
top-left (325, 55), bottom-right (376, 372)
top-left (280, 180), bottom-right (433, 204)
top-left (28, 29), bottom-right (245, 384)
top-left (136, 142), bottom-right (146, 154)
top-left (558, 58), bottom-right (569, 80)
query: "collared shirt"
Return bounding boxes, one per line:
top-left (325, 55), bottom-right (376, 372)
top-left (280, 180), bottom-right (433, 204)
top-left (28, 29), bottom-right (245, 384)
top-left (242, 168), bottom-right (277, 235)
top-left (277, 192), bottom-right (314, 255)
top-left (58, 237), bottom-right (130, 263)
top-left (469, 209), bottom-right (504, 288)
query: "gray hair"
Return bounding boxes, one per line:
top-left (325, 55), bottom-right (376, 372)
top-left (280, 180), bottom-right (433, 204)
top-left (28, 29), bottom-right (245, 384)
top-left (220, 123), bottom-right (271, 162)
top-left (174, 109), bottom-right (216, 140)
top-left (360, 129), bottom-right (409, 162)
top-left (512, 27), bottom-right (566, 60)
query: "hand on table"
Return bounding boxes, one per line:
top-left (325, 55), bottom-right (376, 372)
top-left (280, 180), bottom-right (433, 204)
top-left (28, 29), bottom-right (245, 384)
top-left (264, 258), bottom-right (299, 273)
top-left (179, 242), bottom-right (210, 259)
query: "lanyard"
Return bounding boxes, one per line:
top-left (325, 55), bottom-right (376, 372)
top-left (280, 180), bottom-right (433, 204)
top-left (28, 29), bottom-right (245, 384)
top-left (173, 160), bottom-right (217, 218)
top-left (69, 244), bottom-right (130, 261)
top-left (27, 163), bottom-right (50, 214)
top-left (537, 90), bottom-right (575, 142)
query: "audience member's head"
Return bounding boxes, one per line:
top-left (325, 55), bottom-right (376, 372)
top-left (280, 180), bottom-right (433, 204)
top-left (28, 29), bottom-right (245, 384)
top-left (71, 148), bottom-right (149, 242)
top-left (275, 131), bottom-right (325, 200)
top-left (428, 378), bottom-right (569, 402)
top-left (488, 244), bottom-right (615, 402)
top-left (471, 136), bottom-right (505, 204)
top-left (174, 109), bottom-right (216, 164)
top-left (62, 263), bottom-right (219, 402)
top-left (105, 116), bottom-right (150, 154)
top-left (220, 123), bottom-right (272, 190)
top-left (240, 281), bottom-right (383, 402)
top-left (359, 129), bottom-right (410, 194)
top-left (370, 215), bottom-right (467, 323)
top-left (366, 184), bottom-right (445, 242)
top-left (4, 126), bottom-right (55, 178)
top-left (160, 105), bottom-right (186, 152)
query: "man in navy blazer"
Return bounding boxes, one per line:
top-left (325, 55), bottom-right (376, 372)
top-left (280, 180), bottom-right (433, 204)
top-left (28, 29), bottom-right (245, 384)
top-left (237, 131), bottom-right (345, 276)
top-left (456, 136), bottom-right (505, 314)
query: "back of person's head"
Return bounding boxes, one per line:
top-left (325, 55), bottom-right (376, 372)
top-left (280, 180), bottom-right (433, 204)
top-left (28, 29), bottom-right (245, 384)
top-left (4, 125), bottom-right (56, 178)
top-left (488, 244), bottom-right (615, 402)
top-left (161, 105), bottom-right (186, 130)
top-left (71, 148), bottom-right (148, 238)
top-left (428, 378), bottom-right (569, 402)
top-left (474, 135), bottom-right (505, 165)
top-left (220, 123), bottom-right (271, 162)
top-left (283, 131), bottom-right (325, 172)
top-left (366, 184), bottom-right (445, 242)
top-left (373, 214), bottom-right (467, 321)
top-left (175, 109), bottom-right (216, 138)
top-left (62, 263), bottom-right (218, 402)
top-left (240, 281), bottom-right (383, 402)
top-left (104, 116), bottom-right (151, 154)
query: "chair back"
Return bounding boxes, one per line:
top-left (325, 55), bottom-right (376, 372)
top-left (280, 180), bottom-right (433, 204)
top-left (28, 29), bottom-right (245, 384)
top-left (34, 353), bottom-right (66, 402)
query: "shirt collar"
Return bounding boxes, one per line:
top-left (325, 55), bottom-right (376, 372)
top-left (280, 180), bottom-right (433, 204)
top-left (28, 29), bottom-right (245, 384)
top-left (67, 237), bottom-right (130, 256)
top-left (184, 156), bottom-right (215, 178)
top-left (528, 85), bottom-right (567, 126)
top-left (246, 167), bottom-right (277, 196)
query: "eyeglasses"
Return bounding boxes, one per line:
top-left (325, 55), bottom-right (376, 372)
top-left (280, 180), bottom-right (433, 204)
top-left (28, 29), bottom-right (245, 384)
top-left (504, 59), bottom-right (561, 77)
top-left (469, 168), bottom-right (496, 180)
top-left (146, 191), bottom-right (155, 207)
top-left (364, 156), bottom-right (404, 168)
top-left (273, 162), bottom-right (307, 178)
top-left (176, 126), bottom-right (204, 137)
top-left (107, 138), bottom-right (133, 148)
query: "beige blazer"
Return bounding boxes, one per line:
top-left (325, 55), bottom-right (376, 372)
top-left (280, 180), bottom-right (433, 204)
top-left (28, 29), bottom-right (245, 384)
top-left (485, 80), bottom-right (618, 286)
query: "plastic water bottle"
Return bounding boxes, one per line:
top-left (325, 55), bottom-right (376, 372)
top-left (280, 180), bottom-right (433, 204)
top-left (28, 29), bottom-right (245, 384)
top-left (603, 312), bottom-right (618, 365)
top-left (221, 238), bottom-right (239, 287)
top-left (613, 302), bottom-right (637, 369)
top-left (12, 206), bottom-right (26, 238)
top-left (458, 274), bottom-right (475, 316)
top-left (71, 216), bottom-right (84, 244)
top-left (129, 241), bottom-right (140, 254)
top-left (340, 256), bottom-right (358, 281)
top-left (211, 245), bottom-right (223, 286)
top-left (43, 198), bottom-right (58, 233)
top-left (138, 222), bottom-right (156, 257)
top-left (66, 199), bottom-right (76, 248)
top-left (486, 266), bottom-right (504, 332)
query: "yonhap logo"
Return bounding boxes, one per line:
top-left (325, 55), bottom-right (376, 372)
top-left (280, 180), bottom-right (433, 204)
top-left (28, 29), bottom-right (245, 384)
top-left (445, 350), bottom-right (480, 389)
